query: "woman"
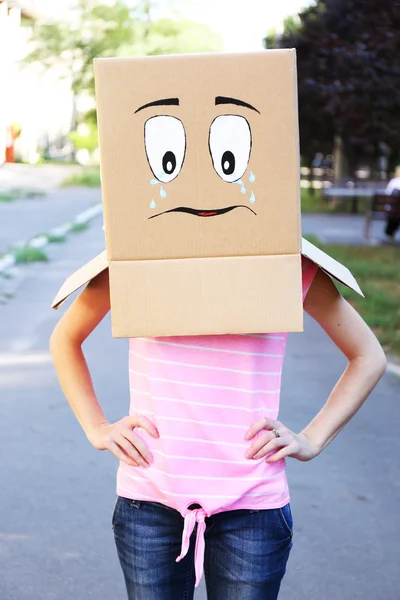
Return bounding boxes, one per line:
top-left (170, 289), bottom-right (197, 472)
top-left (50, 257), bottom-right (386, 600)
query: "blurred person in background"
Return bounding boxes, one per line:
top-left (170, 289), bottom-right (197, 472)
top-left (384, 165), bottom-right (400, 242)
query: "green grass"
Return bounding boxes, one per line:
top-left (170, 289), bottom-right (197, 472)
top-left (47, 234), bottom-right (67, 243)
top-left (300, 188), bottom-right (322, 213)
top-left (301, 187), bottom-right (351, 214)
top-left (300, 188), bottom-right (372, 214)
top-left (305, 236), bottom-right (400, 357)
top-left (70, 222), bottom-right (88, 233)
top-left (0, 193), bottom-right (16, 202)
top-left (61, 168), bottom-right (101, 188)
top-left (12, 246), bottom-right (48, 264)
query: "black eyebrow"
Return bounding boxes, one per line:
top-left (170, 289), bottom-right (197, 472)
top-left (135, 98), bottom-right (179, 113)
top-left (215, 96), bottom-right (260, 114)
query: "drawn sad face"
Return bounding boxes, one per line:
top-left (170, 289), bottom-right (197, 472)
top-left (97, 52), bottom-right (300, 260)
top-left (135, 96), bottom-right (259, 219)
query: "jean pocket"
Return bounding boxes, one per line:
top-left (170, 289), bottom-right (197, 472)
top-left (277, 503), bottom-right (293, 537)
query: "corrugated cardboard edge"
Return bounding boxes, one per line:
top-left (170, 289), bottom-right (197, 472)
top-left (51, 251), bottom-right (108, 309)
top-left (51, 240), bottom-right (363, 311)
top-left (301, 237), bottom-right (364, 297)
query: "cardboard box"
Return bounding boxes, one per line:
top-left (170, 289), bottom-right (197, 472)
top-left (52, 50), bottom-right (362, 337)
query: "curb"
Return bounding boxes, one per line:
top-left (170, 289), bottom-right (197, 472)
top-left (0, 203), bottom-right (103, 276)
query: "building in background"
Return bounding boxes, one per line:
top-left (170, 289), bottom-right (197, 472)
top-left (0, 0), bottom-right (75, 165)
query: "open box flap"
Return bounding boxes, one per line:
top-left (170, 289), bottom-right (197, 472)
top-left (52, 240), bottom-right (363, 312)
top-left (301, 237), bottom-right (364, 297)
top-left (51, 251), bottom-right (109, 309)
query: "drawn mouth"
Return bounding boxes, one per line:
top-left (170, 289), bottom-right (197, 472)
top-left (148, 205), bottom-right (257, 219)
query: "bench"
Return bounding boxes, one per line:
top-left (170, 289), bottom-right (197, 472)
top-left (365, 192), bottom-right (400, 241)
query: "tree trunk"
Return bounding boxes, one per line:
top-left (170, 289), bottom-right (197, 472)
top-left (309, 160), bottom-right (315, 195)
top-left (333, 134), bottom-right (348, 181)
top-left (69, 90), bottom-right (78, 162)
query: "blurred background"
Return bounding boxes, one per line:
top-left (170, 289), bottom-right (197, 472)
top-left (0, 2), bottom-right (399, 599)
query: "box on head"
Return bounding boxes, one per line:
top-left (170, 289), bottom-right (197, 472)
top-left (52, 50), bottom-right (362, 337)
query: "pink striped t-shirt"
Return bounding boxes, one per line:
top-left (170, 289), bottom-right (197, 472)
top-left (117, 257), bottom-right (318, 586)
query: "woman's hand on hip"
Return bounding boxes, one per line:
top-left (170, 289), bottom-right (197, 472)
top-left (88, 415), bottom-right (159, 468)
top-left (244, 417), bottom-right (320, 463)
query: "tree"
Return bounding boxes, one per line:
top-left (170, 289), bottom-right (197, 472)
top-left (24, 0), bottom-right (223, 98)
top-left (25, 1), bottom-right (139, 97)
top-left (23, 0), bottom-right (223, 158)
top-left (265, 0), bottom-right (400, 174)
top-left (137, 18), bottom-right (224, 56)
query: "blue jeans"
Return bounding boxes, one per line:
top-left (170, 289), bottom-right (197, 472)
top-left (113, 496), bottom-right (293, 600)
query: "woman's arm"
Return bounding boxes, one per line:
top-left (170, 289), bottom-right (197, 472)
top-left (244, 268), bottom-right (387, 462)
top-left (50, 270), bottom-right (159, 467)
top-left (299, 268), bottom-right (386, 452)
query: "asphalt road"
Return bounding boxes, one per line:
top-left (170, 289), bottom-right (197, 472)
top-left (301, 213), bottom-right (395, 245)
top-left (0, 187), bottom-right (101, 255)
top-left (0, 218), bottom-right (399, 600)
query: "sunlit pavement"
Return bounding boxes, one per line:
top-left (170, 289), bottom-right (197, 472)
top-left (0, 163), bottom-right (82, 193)
top-left (0, 216), bottom-right (398, 599)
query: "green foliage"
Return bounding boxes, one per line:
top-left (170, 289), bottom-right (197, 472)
top-left (24, 1), bottom-right (223, 97)
top-left (13, 246), bottom-right (48, 264)
top-left (264, 29), bottom-right (278, 50)
top-left (61, 168), bottom-right (101, 187)
top-left (84, 109), bottom-right (98, 126)
top-left (0, 193), bottom-right (15, 203)
top-left (300, 188), bottom-right (372, 214)
top-left (265, 16), bottom-right (301, 49)
top-left (301, 188), bottom-right (321, 213)
top-left (68, 123), bottom-right (99, 153)
top-left (26, 0), bottom-right (137, 95)
top-left (282, 15), bottom-right (301, 36)
top-left (265, 0), bottom-right (400, 168)
top-left (140, 18), bottom-right (224, 56)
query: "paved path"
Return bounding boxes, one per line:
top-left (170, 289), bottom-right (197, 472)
top-left (0, 187), bottom-right (101, 255)
top-left (0, 163), bottom-right (81, 193)
top-left (0, 218), bottom-right (398, 599)
top-left (302, 213), bottom-right (399, 245)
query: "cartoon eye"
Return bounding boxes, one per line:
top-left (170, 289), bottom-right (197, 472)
top-left (144, 116), bottom-right (186, 183)
top-left (209, 115), bottom-right (252, 183)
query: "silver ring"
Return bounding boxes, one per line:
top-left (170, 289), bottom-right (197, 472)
top-left (272, 428), bottom-right (281, 438)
